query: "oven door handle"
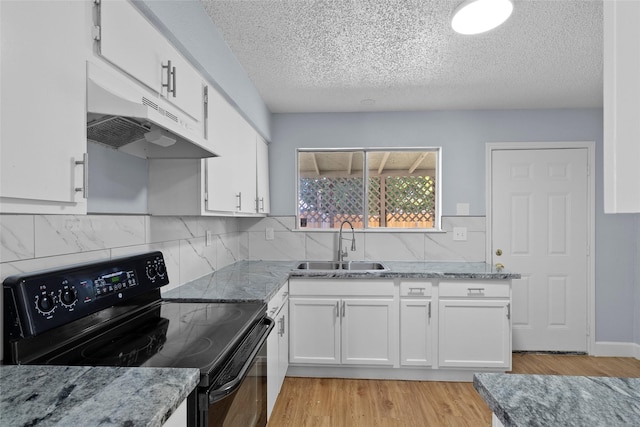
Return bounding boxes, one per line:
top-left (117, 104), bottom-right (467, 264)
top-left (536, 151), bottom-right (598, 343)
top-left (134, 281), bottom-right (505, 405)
top-left (207, 317), bottom-right (274, 404)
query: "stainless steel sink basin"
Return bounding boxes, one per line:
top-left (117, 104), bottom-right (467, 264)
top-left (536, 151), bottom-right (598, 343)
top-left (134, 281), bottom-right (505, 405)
top-left (296, 261), bottom-right (388, 272)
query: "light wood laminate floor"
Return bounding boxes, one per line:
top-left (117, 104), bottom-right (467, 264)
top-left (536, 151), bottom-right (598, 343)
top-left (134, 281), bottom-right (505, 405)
top-left (268, 354), bottom-right (640, 427)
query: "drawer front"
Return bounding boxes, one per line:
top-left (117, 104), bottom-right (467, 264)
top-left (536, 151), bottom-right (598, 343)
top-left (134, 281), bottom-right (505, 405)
top-left (267, 282), bottom-right (289, 316)
top-left (289, 279), bottom-right (394, 297)
top-left (439, 281), bottom-right (510, 298)
top-left (400, 281), bottom-right (433, 297)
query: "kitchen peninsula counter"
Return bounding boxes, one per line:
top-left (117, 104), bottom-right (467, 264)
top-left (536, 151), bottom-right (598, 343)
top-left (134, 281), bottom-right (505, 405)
top-left (0, 365), bottom-right (199, 427)
top-left (163, 260), bottom-right (520, 302)
top-left (474, 372), bottom-right (640, 426)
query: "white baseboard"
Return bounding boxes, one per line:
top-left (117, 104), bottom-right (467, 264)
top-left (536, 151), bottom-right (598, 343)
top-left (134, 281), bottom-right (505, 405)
top-left (592, 341), bottom-right (640, 359)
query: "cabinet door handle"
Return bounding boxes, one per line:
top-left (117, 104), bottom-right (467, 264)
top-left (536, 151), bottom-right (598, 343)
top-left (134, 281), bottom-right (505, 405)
top-left (408, 287), bottom-right (425, 295)
top-left (162, 61), bottom-right (176, 97)
top-left (172, 64), bottom-right (177, 97)
top-left (74, 153), bottom-right (88, 199)
top-left (467, 288), bottom-right (485, 295)
top-left (341, 301), bottom-right (345, 318)
top-left (506, 303), bottom-right (511, 320)
top-left (260, 197), bottom-right (265, 212)
top-left (336, 301), bottom-right (339, 318)
top-left (428, 301), bottom-right (432, 319)
top-left (236, 192), bottom-right (242, 211)
top-left (278, 315), bottom-right (285, 336)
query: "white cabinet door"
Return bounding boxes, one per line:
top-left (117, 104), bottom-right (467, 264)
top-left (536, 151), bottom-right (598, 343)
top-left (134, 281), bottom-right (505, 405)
top-left (289, 298), bottom-right (340, 365)
top-left (438, 299), bottom-right (511, 369)
top-left (604, 0), bottom-right (640, 213)
top-left (0, 0), bottom-right (88, 214)
top-left (205, 91), bottom-right (257, 214)
top-left (256, 136), bottom-right (270, 214)
top-left (400, 299), bottom-right (433, 366)
top-left (341, 298), bottom-right (396, 366)
top-left (277, 299), bottom-right (289, 390)
top-left (99, 0), bottom-right (203, 120)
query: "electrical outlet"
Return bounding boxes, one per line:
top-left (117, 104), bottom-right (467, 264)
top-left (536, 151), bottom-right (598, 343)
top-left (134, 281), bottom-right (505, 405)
top-left (205, 230), bottom-right (213, 247)
top-left (265, 228), bottom-right (275, 241)
top-left (453, 227), bottom-right (467, 241)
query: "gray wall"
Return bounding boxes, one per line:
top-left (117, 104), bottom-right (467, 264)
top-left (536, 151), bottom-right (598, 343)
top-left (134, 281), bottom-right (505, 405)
top-left (136, 0), bottom-right (271, 141)
top-left (271, 108), bottom-right (639, 344)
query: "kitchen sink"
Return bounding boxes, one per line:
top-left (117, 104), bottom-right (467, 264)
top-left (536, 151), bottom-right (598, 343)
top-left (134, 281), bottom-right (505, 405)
top-left (296, 261), bottom-right (388, 272)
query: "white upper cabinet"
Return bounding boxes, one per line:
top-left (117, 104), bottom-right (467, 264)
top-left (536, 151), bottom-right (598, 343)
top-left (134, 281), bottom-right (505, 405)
top-left (256, 136), bottom-right (271, 214)
top-left (604, 0), bottom-right (640, 213)
top-left (148, 86), bottom-right (270, 217)
top-left (98, 0), bottom-right (203, 120)
top-left (0, 1), bottom-right (89, 214)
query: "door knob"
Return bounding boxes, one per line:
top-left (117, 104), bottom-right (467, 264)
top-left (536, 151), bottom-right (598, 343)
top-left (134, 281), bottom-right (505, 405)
top-left (495, 249), bottom-right (503, 256)
top-left (495, 263), bottom-right (504, 271)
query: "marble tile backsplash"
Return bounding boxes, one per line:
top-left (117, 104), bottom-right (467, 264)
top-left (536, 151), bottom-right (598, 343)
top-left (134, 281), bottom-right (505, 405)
top-left (0, 214), bottom-right (486, 294)
top-left (241, 216), bottom-right (486, 262)
top-left (0, 215), bottom-right (243, 294)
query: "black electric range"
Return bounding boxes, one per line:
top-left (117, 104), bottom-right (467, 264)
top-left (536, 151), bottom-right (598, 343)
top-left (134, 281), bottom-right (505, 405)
top-left (3, 252), bottom-right (273, 427)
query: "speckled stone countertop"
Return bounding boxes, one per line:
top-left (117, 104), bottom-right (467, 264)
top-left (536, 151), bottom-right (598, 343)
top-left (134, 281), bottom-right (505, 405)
top-left (163, 260), bottom-right (520, 302)
top-left (474, 373), bottom-right (640, 427)
top-left (0, 365), bottom-right (200, 427)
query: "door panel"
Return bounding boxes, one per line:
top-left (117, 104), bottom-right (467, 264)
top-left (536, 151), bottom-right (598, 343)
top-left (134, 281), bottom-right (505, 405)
top-left (491, 148), bottom-right (588, 352)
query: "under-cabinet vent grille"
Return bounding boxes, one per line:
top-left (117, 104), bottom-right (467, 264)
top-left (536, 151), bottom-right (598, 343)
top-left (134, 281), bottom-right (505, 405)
top-left (87, 116), bottom-right (150, 148)
top-left (142, 97), bottom-right (179, 123)
top-left (142, 97), bottom-right (158, 111)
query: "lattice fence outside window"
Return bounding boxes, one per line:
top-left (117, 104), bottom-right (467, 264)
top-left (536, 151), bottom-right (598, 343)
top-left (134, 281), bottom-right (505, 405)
top-left (298, 177), bottom-right (365, 228)
top-left (299, 175), bottom-right (435, 229)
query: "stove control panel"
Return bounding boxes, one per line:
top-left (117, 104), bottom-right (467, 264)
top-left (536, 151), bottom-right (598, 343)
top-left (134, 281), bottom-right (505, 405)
top-left (3, 252), bottom-right (169, 340)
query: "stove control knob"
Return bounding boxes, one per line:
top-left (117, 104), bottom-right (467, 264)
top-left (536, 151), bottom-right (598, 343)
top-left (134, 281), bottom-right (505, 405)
top-left (146, 265), bottom-right (157, 280)
top-left (156, 262), bottom-right (166, 277)
top-left (36, 293), bottom-right (56, 315)
top-left (60, 288), bottom-right (77, 307)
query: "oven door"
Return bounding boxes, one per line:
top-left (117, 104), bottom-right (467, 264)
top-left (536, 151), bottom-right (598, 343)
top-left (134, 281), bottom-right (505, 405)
top-left (197, 317), bottom-right (274, 427)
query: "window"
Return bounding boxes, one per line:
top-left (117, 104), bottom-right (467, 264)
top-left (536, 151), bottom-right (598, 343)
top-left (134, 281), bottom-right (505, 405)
top-left (297, 148), bottom-right (440, 230)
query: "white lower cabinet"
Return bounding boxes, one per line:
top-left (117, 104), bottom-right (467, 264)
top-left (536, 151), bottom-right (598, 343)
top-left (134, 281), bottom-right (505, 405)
top-left (289, 279), bottom-right (396, 367)
top-left (400, 281), bottom-right (433, 367)
top-left (438, 281), bottom-right (511, 369)
top-left (288, 277), bottom-right (512, 380)
top-left (267, 284), bottom-right (289, 420)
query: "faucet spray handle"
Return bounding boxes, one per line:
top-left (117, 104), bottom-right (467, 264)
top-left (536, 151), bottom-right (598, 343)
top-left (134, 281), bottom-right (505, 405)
top-left (351, 239), bottom-right (356, 251)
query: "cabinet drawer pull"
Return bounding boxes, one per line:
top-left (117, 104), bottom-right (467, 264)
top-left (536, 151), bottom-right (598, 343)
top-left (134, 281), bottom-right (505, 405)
top-left (467, 288), bottom-right (485, 295)
top-left (408, 287), bottom-right (425, 295)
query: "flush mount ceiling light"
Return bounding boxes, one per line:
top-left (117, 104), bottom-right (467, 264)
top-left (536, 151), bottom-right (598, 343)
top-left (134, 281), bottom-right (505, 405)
top-left (451, 0), bottom-right (514, 35)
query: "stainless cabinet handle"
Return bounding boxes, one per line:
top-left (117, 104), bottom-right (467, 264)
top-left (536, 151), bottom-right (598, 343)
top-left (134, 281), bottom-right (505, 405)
top-left (236, 192), bottom-right (242, 211)
top-left (269, 307), bottom-right (278, 316)
top-left (336, 301), bottom-right (339, 318)
top-left (172, 64), bottom-right (177, 97)
top-left (506, 303), bottom-right (511, 320)
top-left (260, 197), bottom-right (265, 212)
top-left (162, 60), bottom-right (176, 97)
top-left (278, 315), bottom-right (285, 336)
top-left (467, 288), bottom-right (485, 295)
top-left (74, 153), bottom-right (88, 198)
top-left (408, 287), bottom-right (425, 295)
top-left (341, 301), bottom-right (345, 317)
top-left (428, 301), bottom-right (432, 319)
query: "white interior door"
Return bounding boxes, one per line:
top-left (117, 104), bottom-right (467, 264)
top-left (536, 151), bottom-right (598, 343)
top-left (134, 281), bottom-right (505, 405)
top-left (491, 148), bottom-right (589, 352)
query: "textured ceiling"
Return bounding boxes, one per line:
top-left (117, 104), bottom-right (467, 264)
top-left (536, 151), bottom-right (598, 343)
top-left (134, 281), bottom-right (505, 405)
top-left (200, 0), bottom-right (603, 113)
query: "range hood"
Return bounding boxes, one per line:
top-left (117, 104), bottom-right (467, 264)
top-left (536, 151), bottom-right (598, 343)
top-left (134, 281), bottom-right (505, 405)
top-left (86, 61), bottom-right (217, 159)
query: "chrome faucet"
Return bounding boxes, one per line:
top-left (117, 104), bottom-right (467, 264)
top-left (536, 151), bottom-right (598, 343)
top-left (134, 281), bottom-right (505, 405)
top-left (338, 220), bottom-right (356, 262)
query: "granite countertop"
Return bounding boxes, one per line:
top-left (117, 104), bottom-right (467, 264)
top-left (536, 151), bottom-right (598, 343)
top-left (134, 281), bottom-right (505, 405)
top-left (474, 373), bottom-right (640, 427)
top-left (0, 365), bottom-right (200, 427)
top-left (163, 260), bottom-right (520, 303)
